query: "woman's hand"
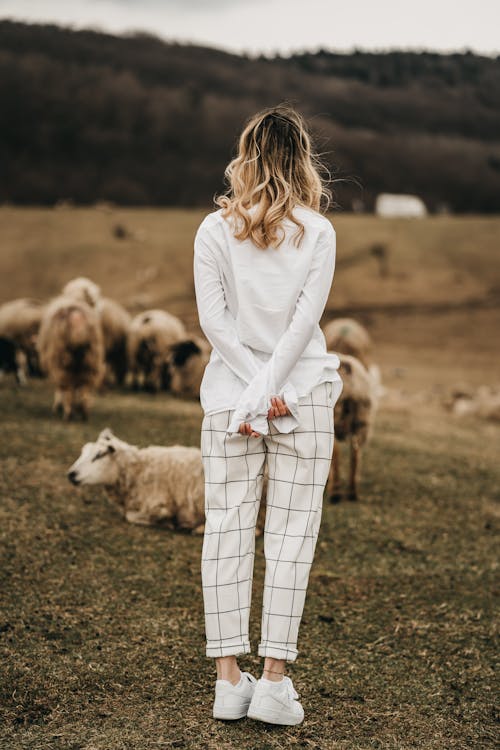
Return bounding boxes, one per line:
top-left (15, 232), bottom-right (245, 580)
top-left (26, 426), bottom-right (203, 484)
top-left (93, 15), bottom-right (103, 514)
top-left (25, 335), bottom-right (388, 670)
top-left (238, 422), bottom-right (262, 437)
top-left (267, 395), bottom-right (292, 420)
top-left (237, 396), bottom-right (291, 437)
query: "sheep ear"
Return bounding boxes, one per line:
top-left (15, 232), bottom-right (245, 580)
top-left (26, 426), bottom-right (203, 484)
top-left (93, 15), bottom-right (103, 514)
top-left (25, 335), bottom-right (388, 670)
top-left (99, 427), bottom-right (114, 440)
top-left (171, 339), bottom-right (201, 366)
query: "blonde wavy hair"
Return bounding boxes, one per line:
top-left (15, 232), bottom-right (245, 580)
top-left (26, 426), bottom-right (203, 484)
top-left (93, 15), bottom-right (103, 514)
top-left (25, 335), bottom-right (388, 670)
top-left (215, 104), bottom-right (333, 250)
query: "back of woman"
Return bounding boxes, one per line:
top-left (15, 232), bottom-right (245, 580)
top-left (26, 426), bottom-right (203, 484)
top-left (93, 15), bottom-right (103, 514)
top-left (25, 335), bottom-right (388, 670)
top-left (201, 203), bottom-right (333, 354)
top-left (193, 103), bottom-right (343, 727)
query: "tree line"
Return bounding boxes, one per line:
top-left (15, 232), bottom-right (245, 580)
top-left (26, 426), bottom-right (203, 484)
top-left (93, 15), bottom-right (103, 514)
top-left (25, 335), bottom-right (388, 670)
top-left (0, 20), bottom-right (499, 212)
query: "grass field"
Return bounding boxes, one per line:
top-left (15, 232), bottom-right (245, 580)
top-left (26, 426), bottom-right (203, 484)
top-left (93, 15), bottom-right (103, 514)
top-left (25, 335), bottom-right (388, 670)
top-left (0, 209), bottom-right (499, 749)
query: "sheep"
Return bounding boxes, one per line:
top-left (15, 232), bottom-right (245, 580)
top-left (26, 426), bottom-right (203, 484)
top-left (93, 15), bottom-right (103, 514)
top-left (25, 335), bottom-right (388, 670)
top-left (0, 336), bottom-right (28, 385)
top-left (61, 279), bottom-right (131, 388)
top-left (96, 297), bottom-right (132, 388)
top-left (67, 428), bottom-right (269, 533)
top-left (326, 353), bottom-right (378, 503)
top-left (126, 309), bottom-right (187, 392)
top-left (324, 316), bottom-right (383, 400)
top-left (67, 428), bottom-right (205, 530)
top-left (323, 317), bottom-right (373, 371)
top-left (0, 297), bottom-right (46, 377)
top-left (36, 295), bottom-right (105, 420)
top-left (61, 277), bottom-right (101, 308)
top-left (446, 385), bottom-right (500, 422)
top-left (166, 335), bottom-right (211, 399)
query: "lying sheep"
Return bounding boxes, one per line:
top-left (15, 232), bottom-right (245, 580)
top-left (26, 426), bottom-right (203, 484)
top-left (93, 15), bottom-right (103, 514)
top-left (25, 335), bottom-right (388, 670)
top-left (97, 297), bottom-right (132, 388)
top-left (127, 309), bottom-right (186, 392)
top-left (67, 428), bottom-right (206, 530)
top-left (323, 317), bottom-right (373, 371)
top-left (446, 385), bottom-right (500, 422)
top-left (166, 335), bottom-right (211, 399)
top-left (326, 353), bottom-right (378, 502)
top-left (61, 277), bottom-right (101, 308)
top-left (67, 428), bottom-right (268, 533)
top-left (0, 297), bottom-right (46, 378)
top-left (37, 295), bottom-right (105, 420)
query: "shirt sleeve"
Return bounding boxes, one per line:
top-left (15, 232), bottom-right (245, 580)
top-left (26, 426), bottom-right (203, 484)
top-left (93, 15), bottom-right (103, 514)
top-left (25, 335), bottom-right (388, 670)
top-left (193, 220), bottom-right (263, 385)
top-left (225, 222), bottom-right (337, 436)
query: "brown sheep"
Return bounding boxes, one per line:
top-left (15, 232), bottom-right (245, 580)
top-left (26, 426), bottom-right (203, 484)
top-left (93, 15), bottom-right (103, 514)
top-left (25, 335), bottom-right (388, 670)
top-left (127, 309), bottom-right (186, 392)
top-left (326, 353), bottom-right (378, 502)
top-left (36, 295), bottom-right (105, 420)
top-left (61, 279), bottom-right (131, 388)
top-left (166, 335), bottom-right (211, 399)
top-left (323, 317), bottom-right (373, 370)
top-left (0, 297), bottom-right (46, 377)
top-left (96, 297), bottom-right (132, 388)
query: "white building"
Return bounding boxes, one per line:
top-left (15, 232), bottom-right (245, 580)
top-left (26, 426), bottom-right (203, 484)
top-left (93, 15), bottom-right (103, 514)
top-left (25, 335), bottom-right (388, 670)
top-left (375, 193), bottom-right (427, 218)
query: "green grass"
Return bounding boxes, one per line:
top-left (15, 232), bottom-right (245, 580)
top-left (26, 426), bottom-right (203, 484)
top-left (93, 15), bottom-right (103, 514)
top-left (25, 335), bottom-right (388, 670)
top-left (1, 378), bottom-right (498, 750)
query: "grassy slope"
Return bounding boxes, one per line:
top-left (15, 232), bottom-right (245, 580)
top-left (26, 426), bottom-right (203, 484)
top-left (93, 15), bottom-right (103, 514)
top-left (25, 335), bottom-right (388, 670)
top-left (1, 208), bottom-right (499, 307)
top-left (0, 209), bottom-right (498, 749)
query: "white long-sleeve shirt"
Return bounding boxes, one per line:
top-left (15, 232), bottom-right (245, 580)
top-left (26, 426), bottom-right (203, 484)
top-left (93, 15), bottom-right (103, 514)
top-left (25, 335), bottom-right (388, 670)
top-left (193, 203), bottom-right (341, 436)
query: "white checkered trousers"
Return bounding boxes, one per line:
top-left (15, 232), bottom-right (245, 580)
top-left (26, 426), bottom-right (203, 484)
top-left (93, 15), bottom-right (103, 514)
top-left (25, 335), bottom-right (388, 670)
top-left (200, 379), bottom-right (341, 662)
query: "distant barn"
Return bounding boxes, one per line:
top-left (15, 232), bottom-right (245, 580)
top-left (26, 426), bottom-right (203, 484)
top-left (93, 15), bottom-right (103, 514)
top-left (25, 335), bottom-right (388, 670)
top-left (375, 193), bottom-right (427, 218)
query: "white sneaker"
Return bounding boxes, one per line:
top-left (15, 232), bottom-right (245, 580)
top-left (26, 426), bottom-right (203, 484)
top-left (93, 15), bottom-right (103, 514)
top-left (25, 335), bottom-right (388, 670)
top-left (212, 671), bottom-right (257, 720)
top-left (247, 675), bottom-right (304, 725)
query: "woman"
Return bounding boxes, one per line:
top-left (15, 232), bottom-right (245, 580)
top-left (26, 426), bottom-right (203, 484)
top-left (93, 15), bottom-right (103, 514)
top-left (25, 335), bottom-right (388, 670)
top-left (193, 104), bottom-right (343, 726)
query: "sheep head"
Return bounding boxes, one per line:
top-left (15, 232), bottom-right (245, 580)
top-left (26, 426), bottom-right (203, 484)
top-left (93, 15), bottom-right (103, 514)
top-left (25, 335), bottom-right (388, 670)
top-left (67, 428), bottom-right (130, 490)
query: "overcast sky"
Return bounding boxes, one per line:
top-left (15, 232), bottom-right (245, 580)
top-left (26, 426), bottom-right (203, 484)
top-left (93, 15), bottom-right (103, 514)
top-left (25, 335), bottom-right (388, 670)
top-left (0, 0), bottom-right (499, 56)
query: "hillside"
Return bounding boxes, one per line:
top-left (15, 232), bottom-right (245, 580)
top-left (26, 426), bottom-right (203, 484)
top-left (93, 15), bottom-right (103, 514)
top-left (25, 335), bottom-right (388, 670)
top-left (1, 208), bottom-right (498, 389)
top-left (0, 20), bottom-right (499, 211)
top-left (0, 208), bottom-right (498, 748)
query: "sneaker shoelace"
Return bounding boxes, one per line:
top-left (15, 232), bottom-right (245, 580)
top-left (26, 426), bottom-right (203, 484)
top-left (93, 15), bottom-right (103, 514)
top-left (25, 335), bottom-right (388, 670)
top-left (242, 671), bottom-right (257, 685)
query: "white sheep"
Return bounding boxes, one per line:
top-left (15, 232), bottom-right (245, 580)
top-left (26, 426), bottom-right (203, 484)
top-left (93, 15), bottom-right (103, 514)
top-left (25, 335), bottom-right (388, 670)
top-left (36, 295), bottom-right (105, 420)
top-left (126, 309), bottom-right (187, 392)
top-left (67, 428), bottom-right (268, 533)
top-left (67, 427), bottom-right (206, 531)
top-left (61, 277), bottom-right (101, 308)
top-left (446, 385), bottom-right (500, 422)
top-left (326, 353), bottom-right (379, 502)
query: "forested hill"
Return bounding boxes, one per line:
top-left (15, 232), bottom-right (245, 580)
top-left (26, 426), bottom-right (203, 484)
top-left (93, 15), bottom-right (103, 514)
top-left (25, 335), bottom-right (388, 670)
top-left (1, 20), bottom-right (499, 212)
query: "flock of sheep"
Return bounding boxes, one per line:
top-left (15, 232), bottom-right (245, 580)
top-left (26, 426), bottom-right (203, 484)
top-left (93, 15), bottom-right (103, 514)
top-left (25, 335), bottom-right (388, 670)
top-left (0, 276), bottom-right (210, 419)
top-left (0, 277), bottom-right (381, 531)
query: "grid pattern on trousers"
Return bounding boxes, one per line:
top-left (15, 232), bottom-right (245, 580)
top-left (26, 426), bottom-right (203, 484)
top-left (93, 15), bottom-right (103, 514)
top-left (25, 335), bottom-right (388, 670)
top-left (200, 379), bottom-right (336, 662)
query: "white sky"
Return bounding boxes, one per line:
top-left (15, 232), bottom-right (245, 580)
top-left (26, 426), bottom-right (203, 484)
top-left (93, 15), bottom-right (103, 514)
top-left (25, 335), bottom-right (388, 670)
top-left (0, 0), bottom-right (499, 56)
